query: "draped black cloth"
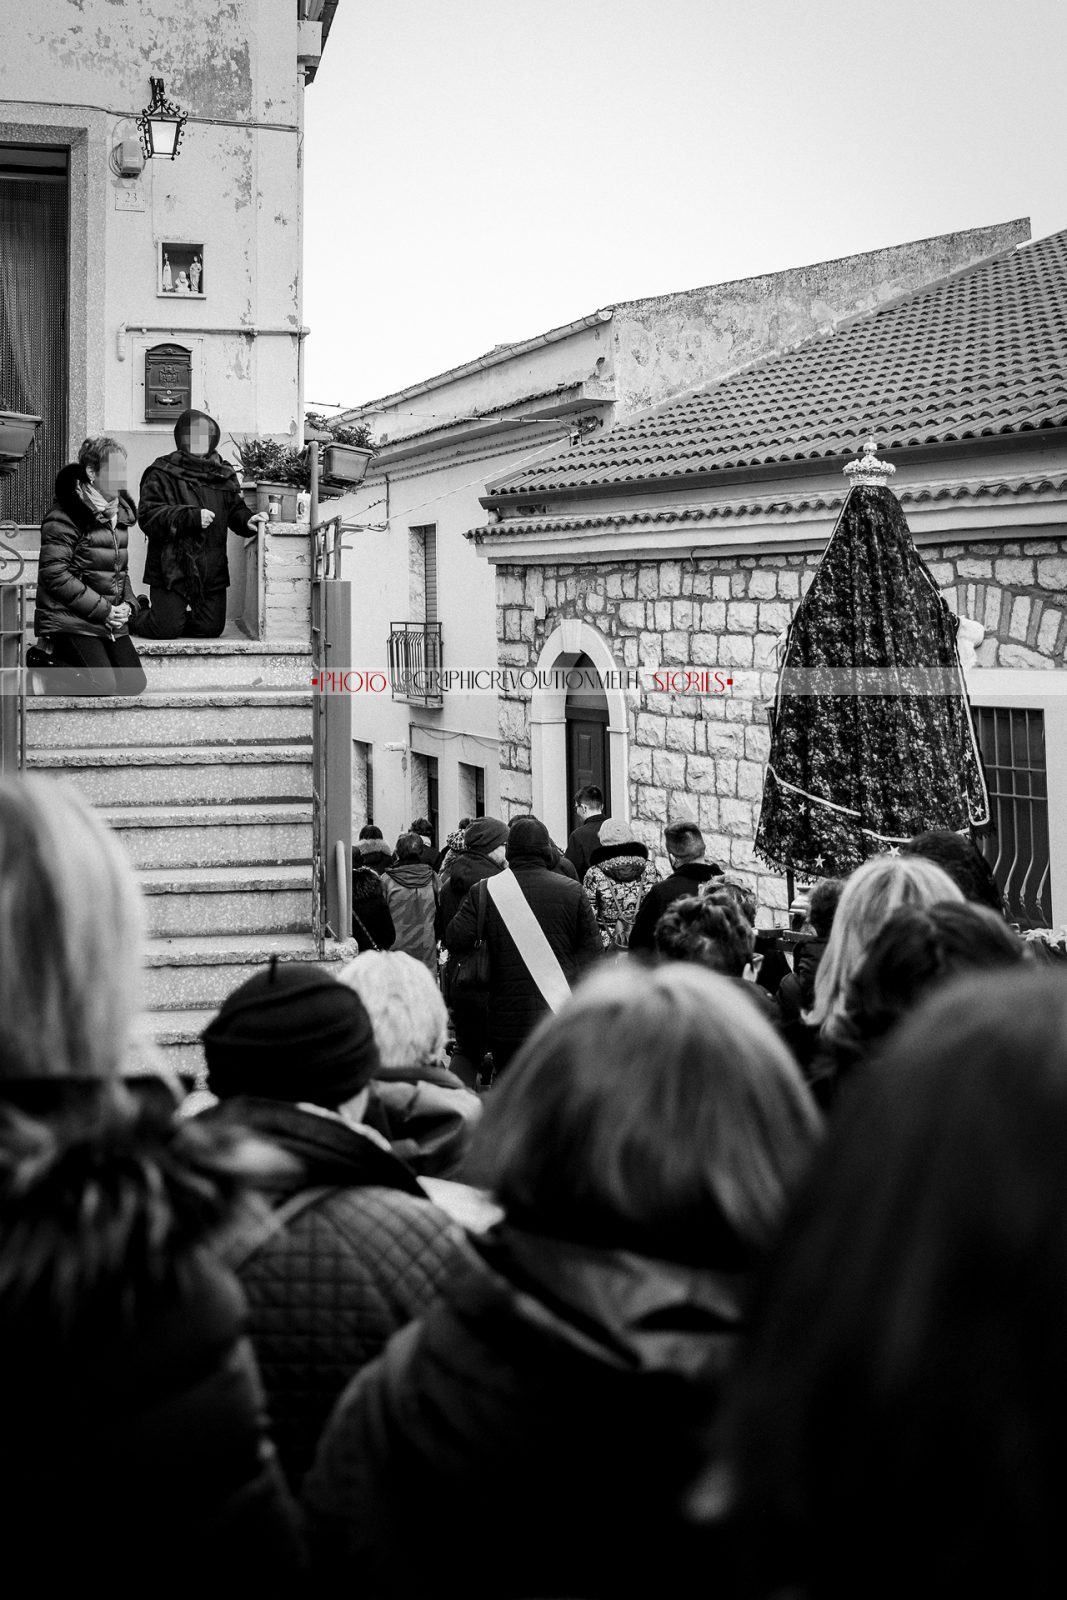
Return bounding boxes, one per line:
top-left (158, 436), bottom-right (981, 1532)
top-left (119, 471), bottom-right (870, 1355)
top-left (755, 484), bottom-right (990, 878)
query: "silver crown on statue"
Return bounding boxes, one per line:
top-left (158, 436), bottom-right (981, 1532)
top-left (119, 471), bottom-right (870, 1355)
top-left (843, 436), bottom-right (896, 488)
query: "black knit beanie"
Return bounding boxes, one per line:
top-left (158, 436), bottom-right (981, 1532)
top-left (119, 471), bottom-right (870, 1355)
top-left (202, 958), bottom-right (380, 1107)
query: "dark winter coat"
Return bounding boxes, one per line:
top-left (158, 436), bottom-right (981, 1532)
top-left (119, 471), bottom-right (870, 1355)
top-left (628, 860), bottom-right (725, 953)
top-left (0, 1079), bottom-right (305, 1586)
top-left (583, 840), bottom-right (660, 950)
top-left (446, 856), bottom-right (601, 1048)
top-left (198, 1096), bottom-right (462, 1491)
top-left (437, 847), bottom-right (502, 936)
top-left (776, 936), bottom-right (827, 1023)
top-left (350, 898), bottom-right (395, 952)
top-left (34, 464), bottom-right (138, 638)
top-left (380, 861), bottom-right (439, 971)
top-left (303, 1225), bottom-right (747, 1597)
top-left (564, 811), bottom-right (606, 878)
top-left (138, 410), bottom-right (255, 598)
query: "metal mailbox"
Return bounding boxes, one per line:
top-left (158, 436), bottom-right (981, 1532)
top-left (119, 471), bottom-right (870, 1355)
top-left (144, 342), bottom-right (191, 422)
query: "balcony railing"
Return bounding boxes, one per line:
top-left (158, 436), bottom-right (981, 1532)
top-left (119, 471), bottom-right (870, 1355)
top-left (388, 621), bottom-right (443, 707)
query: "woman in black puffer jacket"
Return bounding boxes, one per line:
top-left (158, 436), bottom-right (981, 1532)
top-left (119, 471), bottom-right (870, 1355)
top-left (34, 437), bottom-right (148, 696)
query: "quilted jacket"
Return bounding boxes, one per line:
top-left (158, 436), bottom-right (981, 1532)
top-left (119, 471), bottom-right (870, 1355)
top-left (198, 1097), bottom-right (463, 1491)
top-left (34, 464), bottom-right (138, 639)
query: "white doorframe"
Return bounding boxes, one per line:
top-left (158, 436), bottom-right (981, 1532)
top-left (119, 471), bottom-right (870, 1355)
top-left (530, 620), bottom-right (630, 843)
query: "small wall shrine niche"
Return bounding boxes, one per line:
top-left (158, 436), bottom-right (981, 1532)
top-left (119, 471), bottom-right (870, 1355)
top-left (145, 342), bottom-right (192, 422)
top-left (158, 241), bottom-right (204, 298)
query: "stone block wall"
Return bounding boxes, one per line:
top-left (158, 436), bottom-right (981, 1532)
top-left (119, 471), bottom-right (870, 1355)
top-left (262, 523), bottom-right (312, 641)
top-left (494, 534), bottom-right (1067, 919)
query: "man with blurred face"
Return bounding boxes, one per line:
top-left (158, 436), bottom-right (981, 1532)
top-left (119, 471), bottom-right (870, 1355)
top-left (137, 408), bottom-right (267, 638)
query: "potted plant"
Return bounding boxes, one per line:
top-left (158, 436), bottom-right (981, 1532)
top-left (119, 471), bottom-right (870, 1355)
top-left (305, 411), bottom-right (375, 486)
top-left (0, 411), bottom-right (42, 475)
top-left (229, 436), bottom-right (308, 520)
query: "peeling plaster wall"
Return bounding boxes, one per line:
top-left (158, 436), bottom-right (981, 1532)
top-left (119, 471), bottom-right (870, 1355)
top-left (0, 0), bottom-right (305, 568)
top-left (611, 220), bottom-right (1031, 416)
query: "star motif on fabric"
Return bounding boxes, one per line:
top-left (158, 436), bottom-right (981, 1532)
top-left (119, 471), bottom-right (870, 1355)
top-left (813, 854), bottom-right (825, 869)
top-left (887, 845), bottom-right (901, 856)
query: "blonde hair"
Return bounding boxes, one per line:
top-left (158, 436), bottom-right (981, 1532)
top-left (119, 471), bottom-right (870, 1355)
top-left (807, 854), bottom-right (963, 1040)
top-left (0, 776), bottom-right (145, 1078)
top-left (337, 950), bottom-right (448, 1071)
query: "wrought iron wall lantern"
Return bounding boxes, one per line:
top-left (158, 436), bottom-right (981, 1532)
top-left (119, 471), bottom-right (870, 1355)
top-left (137, 78), bottom-right (188, 160)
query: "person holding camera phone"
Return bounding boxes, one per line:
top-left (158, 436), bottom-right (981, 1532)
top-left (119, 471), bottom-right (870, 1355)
top-left (137, 408), bottom-right (267, 639)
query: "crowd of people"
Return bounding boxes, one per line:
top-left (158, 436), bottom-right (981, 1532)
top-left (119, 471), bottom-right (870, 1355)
top-left (1, 767), bottom-right (1064, 1595)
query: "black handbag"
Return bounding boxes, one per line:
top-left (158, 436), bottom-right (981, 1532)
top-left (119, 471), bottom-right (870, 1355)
top-left (448, 878), bottom-right (491, 1001)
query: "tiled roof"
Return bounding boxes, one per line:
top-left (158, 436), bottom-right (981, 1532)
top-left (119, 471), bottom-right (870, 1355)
top-left (487, 230), bottom-right (1067, 500)
top-left (467, 474), bottom-right (1067, 542)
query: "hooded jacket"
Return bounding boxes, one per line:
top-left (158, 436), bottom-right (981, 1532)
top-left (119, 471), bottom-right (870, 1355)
top-left (304, 1225), bottom-right (747, 1596)
top-left (379, 861), bottom-right (439, 971)
top-left (34, 464), bottom-right (138, 638)
top-left (438, 847), bottom-right (503, 936)
top-left (138, 410), bottom-right (255, 598)
top-left (583, 839), bottom-right (661, 951)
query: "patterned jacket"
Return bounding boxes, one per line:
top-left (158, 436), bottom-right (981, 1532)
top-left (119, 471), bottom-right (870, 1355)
top-left (582, 842), bottom-right (660, 950)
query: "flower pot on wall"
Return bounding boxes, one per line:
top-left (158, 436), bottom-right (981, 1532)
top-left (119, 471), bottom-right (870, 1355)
top-left (255, 481), bottom-right (299, 520)
top-left (0, 411), bottom-right (42, 473)
top-left (323, 443), bottom-right (373, 485)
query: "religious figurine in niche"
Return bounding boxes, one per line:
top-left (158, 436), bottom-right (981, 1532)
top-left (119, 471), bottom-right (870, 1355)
top-left (162, 252), bottom-right (173, 292)
top-left (175, 271), bottom-right (190, 294)
top-left (189, 255), bottom-right (202, 294)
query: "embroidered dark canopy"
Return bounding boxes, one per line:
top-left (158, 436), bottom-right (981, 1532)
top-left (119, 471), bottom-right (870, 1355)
top-left (755, 480), bottom-right (990, 878)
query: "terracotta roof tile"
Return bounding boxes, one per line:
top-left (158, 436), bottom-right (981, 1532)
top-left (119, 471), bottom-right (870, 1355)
top-left (487, 232), bottom-right (1067, 499)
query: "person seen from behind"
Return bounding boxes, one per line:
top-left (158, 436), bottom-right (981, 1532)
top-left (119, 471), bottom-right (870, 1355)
top-left (380, 832), bottom-right (439, 973)
top-left (0, 775), bottom-right (303, 1584)
top-left (706, 968), bottom-right (1067, 1600)
top-left (445, 815), bottom-right (601, 1077)
top-left (197, 958), bottom-right (463, 1492)
top-left (582, 815), bottom-right (659, 953)
top-left (564, 783), bottom-right (606, 879)
top-left (304, 962), bottom-right (821, 1598)
top-left (627, 819), bottom-right (724, 952)
top-left (803, 853), bottom-right (962, 1107)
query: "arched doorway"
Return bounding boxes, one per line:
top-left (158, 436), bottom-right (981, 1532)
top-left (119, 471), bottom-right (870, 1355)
top-left (529, 619), bottom-right (629, 842)
top-left (565, 653), bottom-right (610, 819)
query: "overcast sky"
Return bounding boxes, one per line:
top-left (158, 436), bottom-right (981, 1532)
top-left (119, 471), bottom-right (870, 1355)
top-left (302, 0), bottom-right (1067, 410)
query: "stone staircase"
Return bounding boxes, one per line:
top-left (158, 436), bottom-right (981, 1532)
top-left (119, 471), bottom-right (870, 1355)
top-left (26, 637), bottom-right (328, 1081)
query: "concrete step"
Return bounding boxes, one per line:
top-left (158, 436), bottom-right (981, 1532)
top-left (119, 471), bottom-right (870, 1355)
top-left (138, 864), bottom-right (313, 938)
top-left (27, 743), bottom-right (313, 806)
top-left (102, 801), bottom-right (313, 869)
top-left (133, 1007), bottom-right (215, 1082)
top-left (27, 689), bottom-right (313, 749)
top-left (144, 932), bottom-right (347, 1011)
top-left (136, 639), bottom-right (314, 692)
top-left (145, 932), bottom-right (329, 1010)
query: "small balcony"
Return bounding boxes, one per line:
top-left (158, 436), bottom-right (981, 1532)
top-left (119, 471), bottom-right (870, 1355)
top-left (388, 621), bottom-right (443, 707)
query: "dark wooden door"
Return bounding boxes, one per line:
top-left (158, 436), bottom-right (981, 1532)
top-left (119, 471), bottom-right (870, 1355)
top-left (566, 715), bottom-right (610, 818)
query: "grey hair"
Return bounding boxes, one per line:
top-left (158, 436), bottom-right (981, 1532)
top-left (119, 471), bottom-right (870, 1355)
top-left (0, 776), bottom-right (145, 1079)
top-left (337, 950), bottom-right (448, 1070)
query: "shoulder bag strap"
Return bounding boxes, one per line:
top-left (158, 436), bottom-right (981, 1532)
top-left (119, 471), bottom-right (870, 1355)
top-left (486, 869), bottom-right (572, 1013)
top-left (352, 907), bottom-right (380, 951)
top-left (221, 1184), bottom-right (335, 1274)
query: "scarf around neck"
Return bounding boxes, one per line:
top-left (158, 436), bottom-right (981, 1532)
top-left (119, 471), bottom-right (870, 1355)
top-left (76, 479), bottom-right (119, 528)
